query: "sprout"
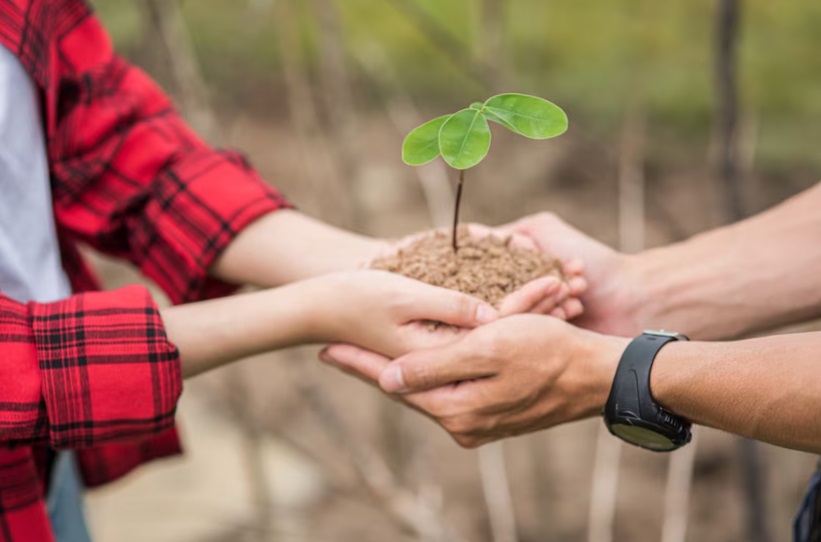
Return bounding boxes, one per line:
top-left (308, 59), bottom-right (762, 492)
top-left (402, 93), bottom-right (568, 252)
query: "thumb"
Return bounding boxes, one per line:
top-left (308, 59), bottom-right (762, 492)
top-left (380, 340), bottom-right (493, 394)
top-left (406, 283), bottom-right (498, 328)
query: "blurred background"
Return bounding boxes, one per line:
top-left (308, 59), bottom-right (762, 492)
top-left (83, 1), bottom-right (820, 541)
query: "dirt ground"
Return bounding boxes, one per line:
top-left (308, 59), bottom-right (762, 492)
top-left (84, 115), bottom-right (820, 542)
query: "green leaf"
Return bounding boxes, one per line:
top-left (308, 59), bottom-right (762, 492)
top-left (469, 102), bottom-right (484, 111)
top-left (482, 109), bottom-right (518, 132)
top-left (402, 115), bottom-right (451, 166)
top-left (483, 93), bottom-right (568, 139)
top-left (438, 108), bottom-right (491, 170)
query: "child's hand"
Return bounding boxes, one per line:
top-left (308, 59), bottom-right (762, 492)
top-left (310, 271), bottom-right (498, 359)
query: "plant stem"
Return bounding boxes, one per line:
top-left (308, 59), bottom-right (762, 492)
top-left (452, 169), bottom-right (465, 253)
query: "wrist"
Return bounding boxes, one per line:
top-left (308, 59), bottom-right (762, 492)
top-left (577, 331), bottom-right (630, 418)
top-left (588, 251), bottom-right (647, 337)
top-left (291, 273), bottom-right (374, 345)
top-left (627, 246), bottom-right (681, 332)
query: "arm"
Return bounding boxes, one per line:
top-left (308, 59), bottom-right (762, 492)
top-left (210, 210), bottom-right (384, 287)
top-left (325, 315), bottom-right (821, 452)
top-left (163, 271), bottom-right (497, 378)
top-left (0, 271), bottom-right (495, 447)
top-left (633, 182), bottom-right (821, 339)
top-left (650, 332), bottom-right (821, 453)
top-left (507, 182), bottom-right (821, 339)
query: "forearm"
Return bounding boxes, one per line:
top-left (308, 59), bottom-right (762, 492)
top-left (650, 332), bottom-right (821, 453)
top-left (161, 281), bottom-right (324, 378)
top-left (211, 210), bottom-right (386, 287)
top-left (631, 182), bottom-right (821, 339)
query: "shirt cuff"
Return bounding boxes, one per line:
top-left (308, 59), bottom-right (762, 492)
top-left (140, 150), bottom-right (294, 304)
top-left (29, 286), bottom-right (183, 449)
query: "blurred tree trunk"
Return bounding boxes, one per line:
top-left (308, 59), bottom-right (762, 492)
top-left (715, 2), bottom-right (771, 542)
top-left (716, 0), bottom-right (743, 222)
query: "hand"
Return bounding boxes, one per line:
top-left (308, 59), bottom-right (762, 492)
top-left (320, 315), bottom-right (628, 447)
top-left (310, 270), bottom-right (498, 359)
top-left (377, 224), bottom-right (588, 320)
top-left (500, 213), bottom-right (642, 336)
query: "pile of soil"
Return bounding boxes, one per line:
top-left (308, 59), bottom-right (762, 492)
top-left (371, 226), bottom-right (562, 307)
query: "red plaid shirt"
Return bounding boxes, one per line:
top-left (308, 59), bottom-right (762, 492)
top-left (0, 1), bottom-right (291, 540)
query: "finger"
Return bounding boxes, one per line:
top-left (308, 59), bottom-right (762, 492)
top-left (407, 284), bottom-right (498, 328)
top-left (561, 258), bottom-right (585, 277)
top-left (319, 344), bottom-right (391, 386)
top-left (561, 297), bottom-right (585, 320)
top-left (567, 276), bottom-right (588, 297)
top-left (379, 341), bottom-right (495, 394)
top-left (549, 306), bottom-right (567, 320)
top-left (531, 296), bottom-right (559, 316)
top-left (498, 276), bottom-right (561, 317)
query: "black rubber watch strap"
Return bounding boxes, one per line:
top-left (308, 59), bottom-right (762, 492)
top-left (604, 332), bottom-right (692, 450)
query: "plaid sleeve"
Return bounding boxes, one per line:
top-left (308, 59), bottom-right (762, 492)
top-left (0, 286), bottom-right (182, 449)
top-left (45, 5), bottom-right (292, 304)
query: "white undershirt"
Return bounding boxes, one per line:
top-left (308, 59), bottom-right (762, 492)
top-left (0, 45), bottom-right (71, 304)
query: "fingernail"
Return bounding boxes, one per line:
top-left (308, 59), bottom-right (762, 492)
top-left (476, 303), bottom-right (498, 324)
top-left (381, 366), bottom-right (406, 393)
top-left (318, 351), bottom-right (334, 365)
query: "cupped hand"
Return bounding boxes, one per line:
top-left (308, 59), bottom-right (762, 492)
top-left (499, 213), bottom-right (641, 336)
top-left (321, 315), bottom-right (627, 447)
top-left (313, 270), bottom-right (497, 359)
top-left (374, 224), bottom-right (588, 321)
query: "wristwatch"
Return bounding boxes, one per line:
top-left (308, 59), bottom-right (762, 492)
top-left (603, 330), bottom-right (692, 452)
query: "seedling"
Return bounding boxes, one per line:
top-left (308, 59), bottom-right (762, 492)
top-left (402, 93), bottom-right (568, 252)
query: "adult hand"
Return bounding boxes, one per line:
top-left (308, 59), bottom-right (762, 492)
top-left (500, 213), bottom-right (642, 336)
top-left (321, 315), bottom-right (627, 447)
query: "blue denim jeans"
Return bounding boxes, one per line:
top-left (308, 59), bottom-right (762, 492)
top-left (47, 453), bottom-right (93, 542)
top-left (795, 467), bottom-right (821, 542)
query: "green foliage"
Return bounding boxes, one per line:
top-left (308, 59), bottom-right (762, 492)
top-left (401, 93), bottom-right (568, 171)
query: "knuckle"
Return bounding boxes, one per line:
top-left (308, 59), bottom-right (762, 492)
top-left (442, 413), bottom-right (475, 437)
top-left (406, 362), bottom-right (435, 389)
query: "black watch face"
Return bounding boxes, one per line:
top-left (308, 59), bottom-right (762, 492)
top-left (609, 423), bottom-right (678, 452)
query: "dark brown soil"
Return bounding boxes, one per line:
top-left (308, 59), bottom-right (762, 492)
top-left (371, 226), bottom-right (562, 307)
